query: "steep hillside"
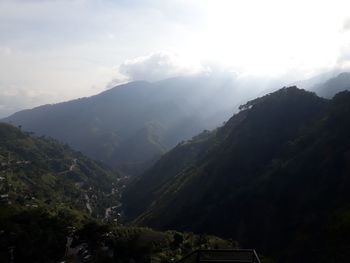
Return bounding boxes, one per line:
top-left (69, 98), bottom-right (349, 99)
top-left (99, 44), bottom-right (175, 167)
top-left (3, 74), bottom-right (246, 175)
top-left (123, 87), bottom-right (350, 262)
top-left (123, 87), bottom-right (327, 224)
top-left (123, 129), bottom-right (218, 219)
top-left (0, 123), bottom-right (120, 217)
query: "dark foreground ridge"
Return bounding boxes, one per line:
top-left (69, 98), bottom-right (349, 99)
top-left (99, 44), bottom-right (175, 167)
top-left (177, 249), bottom-right (261, 263)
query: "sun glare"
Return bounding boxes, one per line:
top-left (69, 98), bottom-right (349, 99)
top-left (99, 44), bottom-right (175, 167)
top-left (182, 0), bottom-right (350, 77)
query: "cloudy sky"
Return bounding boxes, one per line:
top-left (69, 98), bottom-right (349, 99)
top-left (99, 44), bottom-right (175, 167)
top-left (1, 0), bottom-right (350, 117)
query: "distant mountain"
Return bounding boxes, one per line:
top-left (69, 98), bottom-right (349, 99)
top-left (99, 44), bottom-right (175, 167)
top-left (0, 123), bottom-right (120, 217)
top-left (2, 74), bottom-right (259, 175)
top-left (310, 72), bottom-right (350, 98)
top-left (291, 69), bottom-right (343, 91)
top-left (123, 87), bottom-right (350, 262)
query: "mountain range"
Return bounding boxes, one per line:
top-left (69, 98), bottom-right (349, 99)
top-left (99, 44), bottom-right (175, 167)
top-left (3, 74), bottom-right (248, 175)
top-left (1, 71), bottom-right (350, 262)
top-left (3, 72), bottom-right (350, 177)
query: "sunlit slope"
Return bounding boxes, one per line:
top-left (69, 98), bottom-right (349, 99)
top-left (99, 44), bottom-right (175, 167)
top-left (0, 123), bottom-right (120, 216)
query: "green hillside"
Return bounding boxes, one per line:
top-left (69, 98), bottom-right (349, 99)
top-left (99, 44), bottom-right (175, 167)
top-left (123, 87), bottom-right (350, 262)
top-left (0, 123), bottom-right (120, 217)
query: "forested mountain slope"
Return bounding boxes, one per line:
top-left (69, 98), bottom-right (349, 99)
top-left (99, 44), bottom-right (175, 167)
top-left (123, 87), bottom-right (350, 262)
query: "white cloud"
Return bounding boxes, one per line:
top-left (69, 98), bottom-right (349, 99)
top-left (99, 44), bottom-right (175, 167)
top-left (116, 50), bottom-right (206, 83)
top-left (0, 46), bottom-right (12, 56)
top-left (0, 85), bottom-right (48, 118)
top-left (335, 21), bottom-right (350, 69)
top-left (344, 19), bottom-right (350, 31)
top-left (1, 0), bottom-right (350, 115)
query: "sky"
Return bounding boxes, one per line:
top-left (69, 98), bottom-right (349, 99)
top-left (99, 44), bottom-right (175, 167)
top-left (1, 0), bottom-right (350, 117)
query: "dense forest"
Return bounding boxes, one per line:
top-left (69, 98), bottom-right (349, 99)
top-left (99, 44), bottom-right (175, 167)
top-left (0, 206), bottom-right (237, 263)
top-left (123, 87), bottom-right (350, 262)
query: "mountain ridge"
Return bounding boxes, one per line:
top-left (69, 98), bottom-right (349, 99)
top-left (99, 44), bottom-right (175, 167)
top-left (123, 87), bottom-right (350, 262)
top-left (2, 75), bottom-right (245, 175)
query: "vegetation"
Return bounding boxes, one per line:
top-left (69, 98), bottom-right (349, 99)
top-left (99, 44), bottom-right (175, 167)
top-left (75, 222), bottom-right (236, 263)
top-left (0, 123), bottom-right (120, 217)
top-left (0, 122), bottom-right (237, 263)
top-left (123, 87), bottom-right (350, 262)
top-left (0, 205), bottom-right (236, 262)
top-left (0, 206), bottom-right (71, 262)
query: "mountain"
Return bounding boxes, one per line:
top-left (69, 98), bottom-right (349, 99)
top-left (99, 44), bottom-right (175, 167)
top-left (0, 123), bottom-right (120, 217)
top-left (310, 72), bottom-right (350, 98)
top-left (123, 87), bottom-right (350, 262)
top-left (3, 74), bottom-right (254, 175)
top-left (0, 123), bottom-right (238, 263)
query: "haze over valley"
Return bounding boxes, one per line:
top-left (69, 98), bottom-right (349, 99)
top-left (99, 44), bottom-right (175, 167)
top-left (1, 1), bottom-right (350, 262)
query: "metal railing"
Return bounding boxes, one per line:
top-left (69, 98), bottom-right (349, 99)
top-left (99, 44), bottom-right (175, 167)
top-left (177, 249), bottom-right (261, 263)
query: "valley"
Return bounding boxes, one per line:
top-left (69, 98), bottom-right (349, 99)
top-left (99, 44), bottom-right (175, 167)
top-left (0, 73), bottom-right (350, 263)
top-left (2, 1), bottom-right (350, 262)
